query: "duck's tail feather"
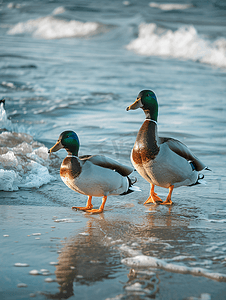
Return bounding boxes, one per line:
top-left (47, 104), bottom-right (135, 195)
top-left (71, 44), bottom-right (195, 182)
top-left (129, 185), bottom-right (142, 192)
top-left (205, 166), bottom-right (212, 171)
top-left (128, 176), bottom-right (137, 186)
top-left (120, 176), bottom-right (141, 195)
top-left (189, 173), bottom-right (207, 186)
top-left (197, 173), bottom-right (207, 185)
top-left (198, 167), bottom-right (211, 184)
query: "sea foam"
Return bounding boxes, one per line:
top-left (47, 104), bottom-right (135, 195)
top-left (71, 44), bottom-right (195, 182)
top-left (0, 139), bottom-right (54, 191)
top-left (127, 23), bottom-right (226, 68)
top-left (149, 2), bottom-right (192, 10)
top-left (122, 255), bottom-right (226, 282)
top-left (7, 16), bottom-right (103, 39)
top-left (0, 103), bottom-right (55, 191)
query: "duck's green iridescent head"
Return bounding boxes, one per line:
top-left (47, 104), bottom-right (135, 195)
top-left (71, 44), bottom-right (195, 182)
top-left (126, 90), bottom-right (158, 121)
top-left (48, 130), bottom-right (80, 156)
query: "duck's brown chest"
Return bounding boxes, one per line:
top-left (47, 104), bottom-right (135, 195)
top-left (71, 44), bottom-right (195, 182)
top-left (60, 156), bottom-right (82, 180)
top-left (132, 120), bottom-right (159, 166)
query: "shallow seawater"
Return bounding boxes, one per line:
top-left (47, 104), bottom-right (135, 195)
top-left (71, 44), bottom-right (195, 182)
top-left (0, 0), bottom-right (226, 299)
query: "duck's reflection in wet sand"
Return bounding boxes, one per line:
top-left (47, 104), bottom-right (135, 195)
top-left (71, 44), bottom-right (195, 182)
top-left (45, 204), bottom-right (203, 299)
top-left (46, 216), bottom-right (121, 299)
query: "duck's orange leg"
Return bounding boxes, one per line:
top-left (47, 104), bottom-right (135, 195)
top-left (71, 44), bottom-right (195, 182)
top-left (72, 195), bottom-right (93, 211)
top-left (161, 185), bottom-right (174, 205)
top-left (86, 196), bottom-right (107, 214)
top-left (143, 184), bottom-right (163, 205)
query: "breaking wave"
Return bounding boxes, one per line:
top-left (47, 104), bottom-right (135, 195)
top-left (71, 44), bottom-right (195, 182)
top-left (127, 23), bottom-right (226, 68)
top-left (7, 16), bottom-right (104, 39)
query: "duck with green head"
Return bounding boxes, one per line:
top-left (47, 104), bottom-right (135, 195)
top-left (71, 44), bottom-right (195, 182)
top-left (49, 130), bottom-right (139, 214)
top-left (126, 90), bottom-right (208, 205)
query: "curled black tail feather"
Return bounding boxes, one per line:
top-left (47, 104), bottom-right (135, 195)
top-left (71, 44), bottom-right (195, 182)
top-left (189, 173), bottom-right (205, 186)
top-left (120, 176), bottom-right (139, 195)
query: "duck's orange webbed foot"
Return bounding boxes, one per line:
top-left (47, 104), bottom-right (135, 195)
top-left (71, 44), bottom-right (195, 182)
top-left (72, 204), bottom-right (94, 211)
top-left (143, 184), bottom-right (163, 205)
top-left (143, 194), bottom-right (163, 204)
top-left (86, 208), bottom-right (104, 214)
top-left (161, 185), bottom-right (174, 205)
top-left (86, 196), bottom-right (107, 214)
top-left (161, 199), bottom-right (173, 205)
top-left (72, 196), bottom-right (93, 211)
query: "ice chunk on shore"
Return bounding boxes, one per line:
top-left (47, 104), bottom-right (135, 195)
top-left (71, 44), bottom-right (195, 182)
top-left (122, 255), bottom-right (226, 282)
top-left (0, 104), bottom-right (57, 191)
top-left (0, 169), bottom-right (19, 191)
top-left (0, 152), bottom-right (54, 191)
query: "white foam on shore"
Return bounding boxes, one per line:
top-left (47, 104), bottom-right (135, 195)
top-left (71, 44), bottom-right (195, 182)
top-left (122, 255), bottom-right (226, 282)
top-left (208, 219), bottom-right (226, 223)
top-left (49, 262), bottom-right (58, 265)
top-left (0, 104), bottom-right (55, 191)
top-left (17, 283), bottom-right (28, 288)
top-left (44, 277), bottom-right (55, 282)
top-left (0, 141), bottom-right (55, 191)
top-left (149, 2), bottom-right (192, 10)
top-left (79, 232), bottom-right (90, 236)
top-left (168, 255), bottom-right (196, 261)
top-left (126, 23), bottom-right (226, 68)
top-left (54, 218), bottom-right (78, 223)
top-left (29, 269), bottom-right (50, 275)
top-left (7, 16), bottom-right (103, 39)
top-left (29, 270), bottom-right (40, 275)
top-left (119, 244), bottom-right (143, 256)
top-left (14, 263), bottom-right (29, 267)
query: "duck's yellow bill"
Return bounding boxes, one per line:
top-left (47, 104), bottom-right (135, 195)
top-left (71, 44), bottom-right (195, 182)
top-left (126, 97), bottom-right (142, 111)
top-left (48, 141), bottom-right (63, 153)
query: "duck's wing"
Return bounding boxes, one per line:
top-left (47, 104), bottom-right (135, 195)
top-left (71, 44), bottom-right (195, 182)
top-left (79, 154), bottom-right (134, 176)
top-left (159, 137), bottom-right (206, 171)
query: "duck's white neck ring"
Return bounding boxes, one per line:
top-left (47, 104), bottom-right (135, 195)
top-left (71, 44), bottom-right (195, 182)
top-left (67, 154), bottom-right (77, 158)
top-left (146, 119), bottom-right (158, 125)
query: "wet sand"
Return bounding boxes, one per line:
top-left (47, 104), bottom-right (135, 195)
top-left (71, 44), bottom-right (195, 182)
top-left (1, 169), bottom-right (226, 300)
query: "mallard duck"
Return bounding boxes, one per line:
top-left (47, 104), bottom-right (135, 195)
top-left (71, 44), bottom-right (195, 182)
top-left (126, 90), bottom-right (209, 205)
top-left (48, 130), bottom-right (139, 214)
